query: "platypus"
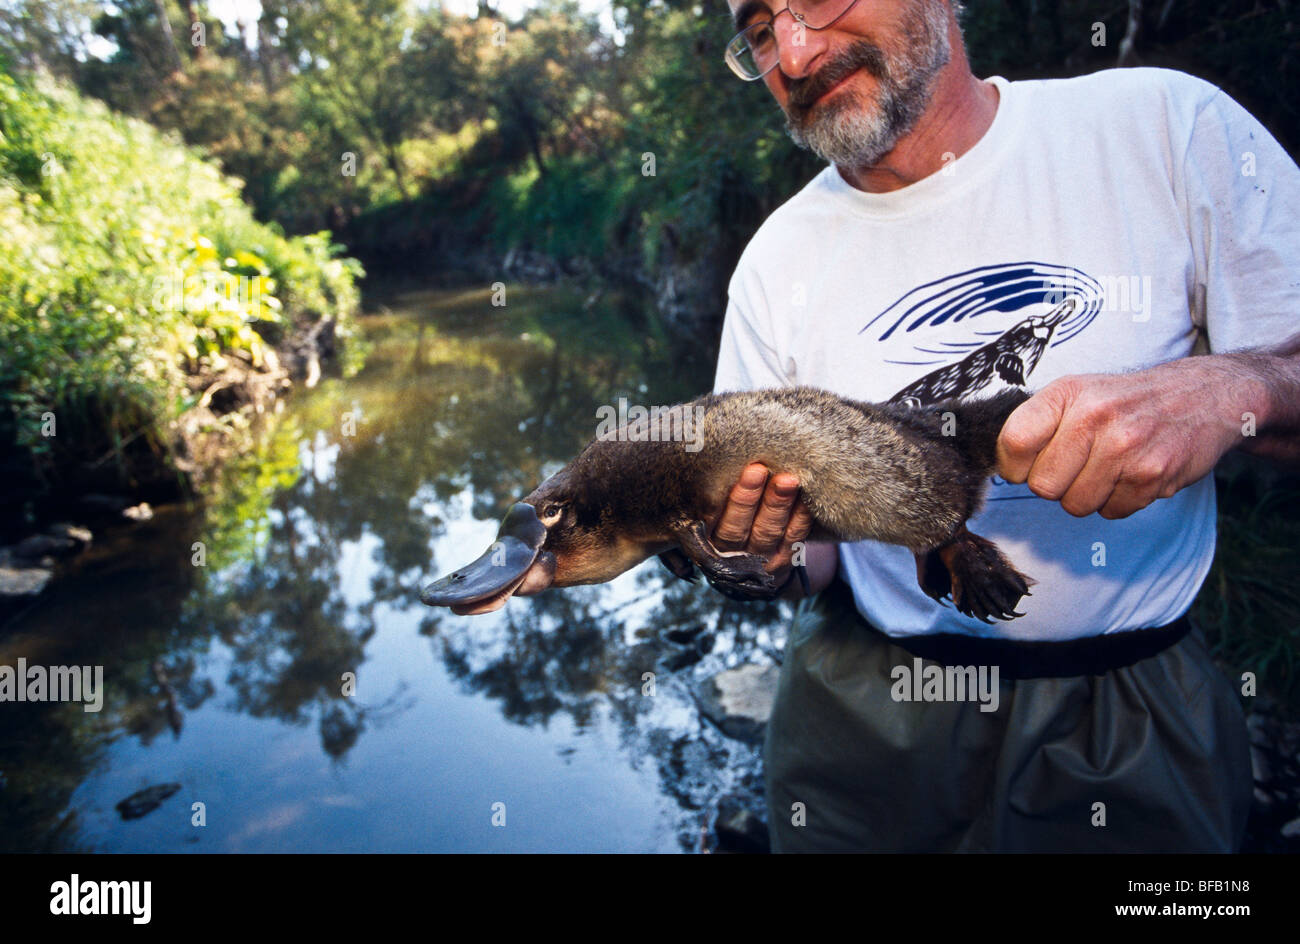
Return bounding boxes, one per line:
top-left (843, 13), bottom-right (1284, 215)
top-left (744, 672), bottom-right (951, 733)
top-left (420, 387), bottom-right (1035, 622)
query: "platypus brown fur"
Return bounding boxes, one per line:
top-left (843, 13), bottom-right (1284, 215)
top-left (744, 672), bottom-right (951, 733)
top-left (421, 386), bottom-right (1035, 622)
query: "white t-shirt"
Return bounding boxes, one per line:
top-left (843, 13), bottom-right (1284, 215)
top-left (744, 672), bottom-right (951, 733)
top-left (713, 67), bottom-right (1300, 641)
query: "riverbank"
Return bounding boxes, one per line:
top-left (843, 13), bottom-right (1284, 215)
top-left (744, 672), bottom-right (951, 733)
top-left (0, 312), bottom-right (345, 625)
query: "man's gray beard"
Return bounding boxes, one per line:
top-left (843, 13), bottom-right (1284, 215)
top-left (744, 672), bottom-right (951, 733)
top-left (784, 1), bottom-right (952, 168)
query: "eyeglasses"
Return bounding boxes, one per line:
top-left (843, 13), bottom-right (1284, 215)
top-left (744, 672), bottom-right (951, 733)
top-left (725, 0), bottom-right (864, 81)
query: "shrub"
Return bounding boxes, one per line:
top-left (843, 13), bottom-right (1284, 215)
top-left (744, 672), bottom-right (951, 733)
top-left (0, 71), bottom-right (363, 492)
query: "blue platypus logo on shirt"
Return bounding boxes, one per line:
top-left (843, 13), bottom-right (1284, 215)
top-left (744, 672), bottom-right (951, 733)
top-left (859, 262), bottom-right (1104, 407)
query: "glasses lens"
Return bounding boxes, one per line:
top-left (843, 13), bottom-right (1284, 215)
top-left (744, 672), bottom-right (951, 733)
top-left (789, 0), bottom-right (856, 29)
top-left (725, 24), bottom-right (777, 80)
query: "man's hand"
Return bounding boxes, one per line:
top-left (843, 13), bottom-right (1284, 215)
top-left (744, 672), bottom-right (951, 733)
top-left (996, 358), bottom-right (1261, 519)
top-left (706, 463), bottom-right (835, 597)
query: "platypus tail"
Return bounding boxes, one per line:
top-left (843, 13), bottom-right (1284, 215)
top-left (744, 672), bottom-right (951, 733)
top-left (941, 387), bottom-right (1032, 474)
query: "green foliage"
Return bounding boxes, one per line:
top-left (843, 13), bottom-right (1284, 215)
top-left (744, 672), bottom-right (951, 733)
top-left (962, 0), bottom-right (1299, 153)
top-left (1194, 463), bottom-right (1300, 709)
top-left (3, 0), bottom-right (1296, 273)
top-left (0, 71), bottom-right (361, 484)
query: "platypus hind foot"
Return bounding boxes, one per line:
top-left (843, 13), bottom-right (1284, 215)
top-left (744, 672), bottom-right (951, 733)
top-left (915, 548), bottom-right (953, 603)
top-left (927, 527), bottom-right (1034, 623)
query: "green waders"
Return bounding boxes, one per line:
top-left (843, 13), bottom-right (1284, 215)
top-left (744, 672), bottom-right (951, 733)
top-left (764, 580), bottom-right (1253, 853)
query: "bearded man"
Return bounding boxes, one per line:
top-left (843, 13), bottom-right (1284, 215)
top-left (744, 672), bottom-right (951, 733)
top-left (709, 0), bottom-right (1300, 852)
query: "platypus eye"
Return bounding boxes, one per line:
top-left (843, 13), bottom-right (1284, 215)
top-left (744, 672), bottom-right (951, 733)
top-left (539, 502), bottom-right (566, 524)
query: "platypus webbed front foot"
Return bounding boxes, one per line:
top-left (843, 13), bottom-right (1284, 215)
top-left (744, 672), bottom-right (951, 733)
top-left (915, 527), bottom-right (1034, 623)
top-left (673, 520), bottom-right (780, 598)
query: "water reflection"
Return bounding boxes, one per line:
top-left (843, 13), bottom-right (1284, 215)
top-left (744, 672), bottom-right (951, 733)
top-left (0, 284), bottom-right (789, 852)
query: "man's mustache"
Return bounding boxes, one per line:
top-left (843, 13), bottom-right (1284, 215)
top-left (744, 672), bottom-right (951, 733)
top-left (786, 41), bottom-right (890, 114)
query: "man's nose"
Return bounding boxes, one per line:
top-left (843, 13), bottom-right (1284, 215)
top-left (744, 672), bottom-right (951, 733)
top-left (774, 15), bottom-right (831, 79)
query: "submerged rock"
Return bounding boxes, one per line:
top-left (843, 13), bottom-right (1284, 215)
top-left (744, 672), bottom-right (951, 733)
top-left (0, 563), bottom-right (52, 598)
top-left (12, 533), bottom-right (77, 560)
top-left (79, 493), bottom-right (132, 514)
top-left (695, 663), bottom-right (781, 742)
top-left (116, 783), bottom-right (182, 821)
top-left (123, 503), bottom-right (154, 522)
top-left (47, 523), bottom-right (93, 549)
top-left (713, 794), bottom-right (770, 854)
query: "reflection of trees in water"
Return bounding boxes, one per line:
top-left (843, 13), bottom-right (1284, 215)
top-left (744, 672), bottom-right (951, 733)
top-left (288, 299), bottom-right (794, 846)
top-left (434, 562), bottom-right (790, 850)
top-left (190, 464), bottom-right (399, 760)
top-left (0, 507), bottom-right (214, 852)
top-left (2, 287), bottom-right (784, 850)
top-left (157, 293), bottom-right (698, 761)
top-left (120, 657), bottom-right (215, 745)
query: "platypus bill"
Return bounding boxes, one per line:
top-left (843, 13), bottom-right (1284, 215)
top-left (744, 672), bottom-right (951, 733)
top-left (420, 387), bottom-right (1036, 622)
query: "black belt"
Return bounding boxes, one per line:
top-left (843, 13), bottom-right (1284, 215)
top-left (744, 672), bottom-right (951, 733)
top-left (824, 580), bottom-right (1196, 680)
top-left (875, 615), bottom-right (1194, 680)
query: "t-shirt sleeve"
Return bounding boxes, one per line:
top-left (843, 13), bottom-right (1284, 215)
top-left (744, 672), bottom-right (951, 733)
top-left (1182, 85), bottom-right (1300, 354)
top-left (713, 258), bottom-right (792, 395)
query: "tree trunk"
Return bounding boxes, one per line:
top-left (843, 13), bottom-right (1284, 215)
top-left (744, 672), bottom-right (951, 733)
top-left (177, 0), bottom-right (204, 60)
top-left (385, 144), bottom-right (411, 200)
top-left (256, 12), bottom-right (277, 93)
top-left (506, 89), bottom-right (548, 178)
top-left (1118, 0), bottom-right (1143, 66)
top-left (152, 0), bottom-right (184, 73)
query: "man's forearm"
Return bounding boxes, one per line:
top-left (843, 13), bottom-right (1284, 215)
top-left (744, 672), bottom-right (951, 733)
top-left (1221, 331), bottom-right (1300, 464)
top-left (997, 338), bottom-right (1299, 520)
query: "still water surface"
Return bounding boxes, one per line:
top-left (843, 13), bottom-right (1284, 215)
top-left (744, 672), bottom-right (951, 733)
top-left (0, 284), bottom-right (791, 852)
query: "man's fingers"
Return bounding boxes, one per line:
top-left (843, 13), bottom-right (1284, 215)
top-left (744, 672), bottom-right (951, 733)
top-left (998, 383), bottom-right (1070, 483)
top-left (712, 463), bottom-right (770, 550)
top-left (764, 498), bottom-right (814, 572)
top-left (785, 497), bottom-right (814, 543)
top-left (1093, 451), bottom-right (1169, 520)
top-left (746, 473), bottom-right (801, 556)
top-left (1057, 448), bottom-right (1118, 518)
top-left (1023, 423), bottom-right (1094, 503)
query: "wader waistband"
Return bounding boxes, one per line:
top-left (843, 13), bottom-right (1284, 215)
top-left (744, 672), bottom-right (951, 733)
top-left (876, 616), bottom-right (1194, 680)
top-left (827, 584), bottom-right (1195, 680)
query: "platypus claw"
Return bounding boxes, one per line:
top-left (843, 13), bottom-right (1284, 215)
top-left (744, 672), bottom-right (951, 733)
top-left (919, 528), bottom-right (1034, 622)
